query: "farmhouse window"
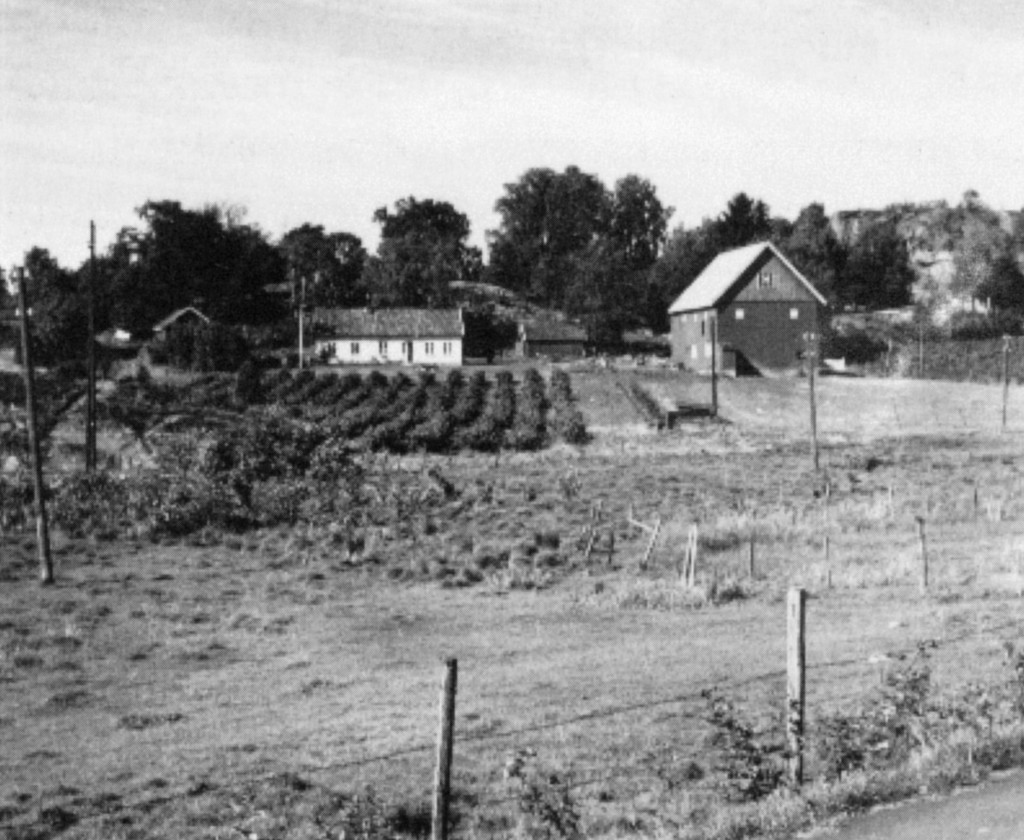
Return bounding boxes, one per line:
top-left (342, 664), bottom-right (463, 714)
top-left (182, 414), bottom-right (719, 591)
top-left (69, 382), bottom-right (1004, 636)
top-left (790, 308), bottom-right (799, 320)
top-left (735, 308), bottom-right (745, 320)
top-left (442, 341), bottom-right (451, 355)
top-left (701, 320), bottom-right (705, 337)
top-left (379, 340), bottom-right (388, 355)
top-left (757, 271), bottom-right (774, 289)
top-left (350, 342), bottom-right (359, 355)
top-left (426, 342), bottom-right (434, 356)
top-left (690, 345), bottom-right (697, 360)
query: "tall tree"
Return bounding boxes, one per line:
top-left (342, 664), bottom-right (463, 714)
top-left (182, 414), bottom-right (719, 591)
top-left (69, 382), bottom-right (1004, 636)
top-left (607, 175), bottom-right (673, 272)
top-left (105, 201), bottom-right (285, 331)
top-left (278, 224), bottom-right (367, 308)
top-left (488, 166), bottom-right (610, 308)
top-left (785, 203), bottom-right (847, 305)
top-left (838, 219), bottom-right (916, 309)
top-left (20, 247), bottom-right (87, 364)
top-left (978, 247), bottom-right (1024, 312)
top-left (363, 197), bottom-right (481, 307)
top-left (717, 192), bottom-right (772, 249)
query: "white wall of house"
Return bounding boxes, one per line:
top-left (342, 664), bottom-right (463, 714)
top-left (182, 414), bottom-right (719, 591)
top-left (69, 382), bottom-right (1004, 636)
top-left (315, 337), bottom-right (463, 366)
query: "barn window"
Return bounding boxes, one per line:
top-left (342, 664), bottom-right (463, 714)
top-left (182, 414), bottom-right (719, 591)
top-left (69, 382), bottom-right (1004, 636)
top-left (790, 308), bottom-right (799, 320)
top-left (757, 271), bottom-right (774, 289)
top-left (350, 342), bottom-right (359, 355)
top-left (735, 308), bottom-right (745, 320)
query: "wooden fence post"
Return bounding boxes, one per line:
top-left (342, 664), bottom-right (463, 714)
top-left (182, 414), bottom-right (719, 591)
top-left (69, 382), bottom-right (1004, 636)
top-left (916, 516), bottom-right (929, 592)
top-left (1002, 335), bottom-right (1010, 432)
top-left (432, 658), bottom-right (458, 840)
top-left (641, 516), bottom-right (661, 570)
top-left (787, 588), bottom-right (806, 787)
top-left (17, 269), bottom-right (53, 585)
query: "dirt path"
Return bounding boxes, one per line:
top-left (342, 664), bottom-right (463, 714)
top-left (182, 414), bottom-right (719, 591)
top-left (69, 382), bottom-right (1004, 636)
top-left (817, 770), bottom-right (1024, 839)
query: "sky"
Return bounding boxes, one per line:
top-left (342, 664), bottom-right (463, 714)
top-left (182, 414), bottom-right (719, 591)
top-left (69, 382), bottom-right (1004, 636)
top-left (2, 0), bottom-right (1024, 274)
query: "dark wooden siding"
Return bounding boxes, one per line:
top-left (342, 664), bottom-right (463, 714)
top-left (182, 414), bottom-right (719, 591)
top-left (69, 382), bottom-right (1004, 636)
top-left (519, 339), bottom-right (587, 359)
top-left (718, 300), bottom-right (818, 370)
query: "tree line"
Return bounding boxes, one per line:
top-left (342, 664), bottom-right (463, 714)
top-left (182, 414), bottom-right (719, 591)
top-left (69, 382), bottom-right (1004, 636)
top-left (5, 173), bottom-right (1023, 364)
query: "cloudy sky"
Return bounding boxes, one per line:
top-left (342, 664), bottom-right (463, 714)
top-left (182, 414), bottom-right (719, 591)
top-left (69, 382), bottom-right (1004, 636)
top-left (2, 0), bottom-right (1023, 273)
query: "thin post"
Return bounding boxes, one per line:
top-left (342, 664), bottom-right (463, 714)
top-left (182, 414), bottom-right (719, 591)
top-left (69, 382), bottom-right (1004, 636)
top-left (787, 588), bottom-right (806, 787)
top-left (918, 322), bottom-right (924, 378)
top-left (916, 517), bottom-right (928, 594)
top-left (748, 537), bottom-right (755, 579)
top-left (806, 333), bottom-right (819, 472)
top-left (710, 316), bottom-right (718, 418)
top-left (641, 515), bottom-right (661, 569)
top-left (888, 486), bottom-right (895, 520)
top-left (973, 485), bottom-right (979, 520)
top-left (432, 658), bottom-right (457, 840)
top-left (17, 269), bottom-right (53, 584)
top-left (86, 221), bottom-right (97, 472)
top-left (1002, 335), bottom-right (1010, 431)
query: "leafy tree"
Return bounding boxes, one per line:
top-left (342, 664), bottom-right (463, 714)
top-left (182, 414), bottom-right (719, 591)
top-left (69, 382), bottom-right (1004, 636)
top-left (978, 247), bottom-right (1024, 313)
top-left (785, 203), bottom-right (847, 304)
top-left (717, 192), bottom-right (772, 249)
top-left (488, 166), bottom-right (610, 308)
top-left (564, 241), bottom-right (634, 348)
top-left (278, 224), bottom-right (367, 308)
top-left (952, 213), bottom-right (1013, 301)
top-left (104, 201), bottom-right (286, 333)
top-left (20, 247), bottom-right (88, 364)
top-left (363, 197), bottom-right (481, 307)
top-left (838, 219), bottom-right (916, 309)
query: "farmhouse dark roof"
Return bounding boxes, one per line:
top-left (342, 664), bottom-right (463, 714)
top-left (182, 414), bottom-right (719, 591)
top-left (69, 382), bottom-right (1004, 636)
top-left (520, 320), bottom-right (588, 342)
top-left (313, 308), bottom-right (464, 338)
top-left (668, 242), bottom-right (826, 314)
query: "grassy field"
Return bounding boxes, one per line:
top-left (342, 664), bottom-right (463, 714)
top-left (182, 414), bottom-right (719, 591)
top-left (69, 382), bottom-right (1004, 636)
top-left (3, 372), bottom-right (1024, 839)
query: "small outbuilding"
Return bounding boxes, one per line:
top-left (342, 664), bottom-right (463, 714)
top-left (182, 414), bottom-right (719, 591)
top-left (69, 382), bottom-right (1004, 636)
top-left (312, 308), bottom-right (464, 366)
top-left (667, 242), bottom-right (826, 376)
top-left (516, 320), bottom-right (588, 359)
top-left (152, 306), bottom-right (210, 341)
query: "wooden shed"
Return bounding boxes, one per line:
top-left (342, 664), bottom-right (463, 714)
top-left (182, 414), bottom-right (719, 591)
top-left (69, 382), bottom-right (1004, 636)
top-left (667, 242), bottom-right (825, 376)
top-left (516, 320), bottom-right (588, 359)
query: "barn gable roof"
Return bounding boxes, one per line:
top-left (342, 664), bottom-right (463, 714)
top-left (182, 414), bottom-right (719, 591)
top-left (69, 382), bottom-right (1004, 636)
top-left (313, 308), bottom-right (463, 338)
top-left (153, 306), bottom-right (210, 332)
top-left (667, 242), bottom-right (826, 314)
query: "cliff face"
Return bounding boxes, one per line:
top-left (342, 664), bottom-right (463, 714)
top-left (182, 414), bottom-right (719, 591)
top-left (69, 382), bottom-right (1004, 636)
top-left (830, 197), bottom-right (1022, 317)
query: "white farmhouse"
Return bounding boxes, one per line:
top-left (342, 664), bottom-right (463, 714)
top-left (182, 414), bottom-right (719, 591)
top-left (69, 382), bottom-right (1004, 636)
top-left (312, 308), bottom-right (464, 366)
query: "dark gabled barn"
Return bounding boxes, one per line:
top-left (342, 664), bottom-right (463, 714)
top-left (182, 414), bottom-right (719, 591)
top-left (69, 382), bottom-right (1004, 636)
top-left (668, 242), bottom-right (826, 376)
top-left (516, 320), bottom-right (588, 360)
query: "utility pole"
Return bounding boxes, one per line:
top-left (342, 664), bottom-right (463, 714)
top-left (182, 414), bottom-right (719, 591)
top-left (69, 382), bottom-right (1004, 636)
top-left (17, 269), bottom-right (54, 584)
top-left (86, 221), bottom-right (97, 471)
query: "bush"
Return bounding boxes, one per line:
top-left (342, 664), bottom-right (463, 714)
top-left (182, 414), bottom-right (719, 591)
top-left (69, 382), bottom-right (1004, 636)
top-left (949, 310), bottom-right (1023, 340)
top-left (822, 329), bottom-right (888, 365)
top-left (235, 360), bottom-right (264, 405)
top-left (52, 471), bottom-right (128, 538)
top-left (506, 369), bottom-right (547, 451)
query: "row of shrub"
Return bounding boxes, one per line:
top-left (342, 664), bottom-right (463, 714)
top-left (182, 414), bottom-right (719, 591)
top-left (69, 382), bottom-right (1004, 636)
top-left (235, 366), bottom-right (586, 452)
